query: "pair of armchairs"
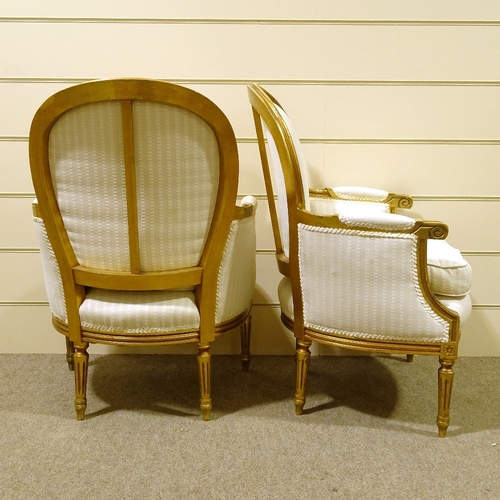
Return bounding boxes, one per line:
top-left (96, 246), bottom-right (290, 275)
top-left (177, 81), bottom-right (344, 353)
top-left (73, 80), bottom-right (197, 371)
top-left (31, 79), bottom-right (471, 436)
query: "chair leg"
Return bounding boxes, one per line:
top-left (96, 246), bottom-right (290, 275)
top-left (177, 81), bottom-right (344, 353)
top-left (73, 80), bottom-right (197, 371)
top-left (240, 314), bottom-right (252, 372)
top-left (65, 337), bottom-right (75, 371)
top-left (73, 343), bottom-right (89, 421)
top-left (437, 357), bottom-right (455, 437)
top-left (294, 339), bottom-right (312, 415)
top-left (197, 343), bottom-right (212, 421)
top-left (406, 354), bottom-right (414, 363)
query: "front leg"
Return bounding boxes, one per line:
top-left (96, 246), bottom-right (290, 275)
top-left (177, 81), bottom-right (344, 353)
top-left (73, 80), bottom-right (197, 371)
top-left (294, 340), bottom-right (312, 415)
top-left (74, 343), bottom-right (89, 420)
top-left (437, 357), bottom-right (455, 437)
top-left (197, 343), bottom-right (212, 421)
top-left (240, 314), bottom-right (251, 372)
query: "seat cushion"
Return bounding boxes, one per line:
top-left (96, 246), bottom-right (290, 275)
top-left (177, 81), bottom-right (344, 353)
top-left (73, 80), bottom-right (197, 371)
top-left (79, 288), bottom-right (200, 335)
top-left (427, 240), bottom-right (472, 298)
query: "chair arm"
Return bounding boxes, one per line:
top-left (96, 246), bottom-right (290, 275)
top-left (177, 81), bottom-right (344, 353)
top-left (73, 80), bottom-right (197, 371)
top-left (310, 186), bottom-right (413, 213)
top-left (32, 200), bottom-right (68, 323)
top-left (338, 212), bottom-right (417, 231)
top-left (233, 195), bottom-right (258, 220)
top-left (215, 197), bottom-right (257, 324)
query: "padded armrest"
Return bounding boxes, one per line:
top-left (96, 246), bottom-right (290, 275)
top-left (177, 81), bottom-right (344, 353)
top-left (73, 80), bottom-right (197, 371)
top-left (310, 186), bottom-right (413, 212)
top-left (330, 185), bottom-right (389, 202)
top-left (234, 195), bottom-right (258, 220)
top-left (338, 212), bottom-right (416, 231)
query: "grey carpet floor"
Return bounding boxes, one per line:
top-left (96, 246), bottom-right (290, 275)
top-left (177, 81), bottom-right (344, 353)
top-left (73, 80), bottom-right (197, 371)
top-left (1, 353), bottom-right (499, 499)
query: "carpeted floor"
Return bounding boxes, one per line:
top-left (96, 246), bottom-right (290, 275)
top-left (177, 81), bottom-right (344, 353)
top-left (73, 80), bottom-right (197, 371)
top-left (1, 353), bottom-right (499, 499)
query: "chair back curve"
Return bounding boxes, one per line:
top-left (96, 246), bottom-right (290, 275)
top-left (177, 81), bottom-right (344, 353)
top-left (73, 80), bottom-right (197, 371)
top-left (248, 84), bottom-right (310, 273)
top-left (30, 79), bottom-right (239, 340)
top-left (31, 79), bottom-right (238, 274)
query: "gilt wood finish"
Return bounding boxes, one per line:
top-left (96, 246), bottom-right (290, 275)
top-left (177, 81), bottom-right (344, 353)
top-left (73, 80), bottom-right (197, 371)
top-left (248, 83), bottom-right (463, 437)
top-left (30, 79), bottom-right (250, 421)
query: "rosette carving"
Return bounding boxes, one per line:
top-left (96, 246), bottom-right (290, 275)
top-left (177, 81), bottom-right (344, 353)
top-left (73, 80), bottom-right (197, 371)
top-left (429, 225), bottom-right (448, 240)
top-left (398, 196), bottom-right (413, 209)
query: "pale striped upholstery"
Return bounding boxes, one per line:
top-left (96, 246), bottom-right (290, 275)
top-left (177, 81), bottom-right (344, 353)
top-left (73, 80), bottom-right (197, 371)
top-left (49, 102), bottom-right (130, 271)
top-left (262, 118), bottom-right (291, 257)
top-left (33, 202), bottom-right (256, 334)
top-left (427, 239), bottom-right (472, 298)
top-left (48, 101), bottom-right (219, 272)
top-left (33, 215), bottom-right (67, 323)
top-left (277, 224), bottom-right (472, 343)
top-left (215, 197), bottom-right (257, 324)
top-left (132, 101), bottom-right (219, 271)
top-left (309, 197), bottom-right (391, 216)
top-left (249, 83), bottom-right (472, 436)
top-left (273, 106), bottom-right (310, 210)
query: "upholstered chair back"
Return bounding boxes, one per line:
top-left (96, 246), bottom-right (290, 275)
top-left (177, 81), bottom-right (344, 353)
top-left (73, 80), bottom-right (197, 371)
top-left (48, 99), bottom-right (220, 273)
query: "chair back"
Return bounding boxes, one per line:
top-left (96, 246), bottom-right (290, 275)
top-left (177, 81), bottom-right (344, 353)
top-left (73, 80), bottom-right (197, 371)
top-left (30, 79), bottom-right (239, 336)
top-left (248, 85), bottom-right (309, 270)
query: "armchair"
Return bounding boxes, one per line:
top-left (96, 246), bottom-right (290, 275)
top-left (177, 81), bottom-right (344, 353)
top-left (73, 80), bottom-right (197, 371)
top-left (248, 84), bottom-right (472, 436)
top-left (30, 79), bottom-right (257, 420)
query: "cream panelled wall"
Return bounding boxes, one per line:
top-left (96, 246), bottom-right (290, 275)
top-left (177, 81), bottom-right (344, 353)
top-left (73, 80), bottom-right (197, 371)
top-left (1, 1), bottom-right (500, 355)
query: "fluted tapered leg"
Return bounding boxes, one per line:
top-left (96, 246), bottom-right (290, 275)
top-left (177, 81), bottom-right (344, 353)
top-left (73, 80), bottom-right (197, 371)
top-left (240, 314), bottom-right (252, 372)
top-left (65, 337), bottom-right (75, 371)
top-left (437, 357), bottom-right (455, 437)
top-left (74, 343), bottom-right (89, 420)
top-left (197, 343), bottom-right (212, 421)
top-left (294, 340), bottom-right (312, 415)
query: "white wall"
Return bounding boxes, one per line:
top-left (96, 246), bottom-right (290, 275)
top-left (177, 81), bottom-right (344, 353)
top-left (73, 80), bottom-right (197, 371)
top-left (1, 1), bottom-right (499, 355)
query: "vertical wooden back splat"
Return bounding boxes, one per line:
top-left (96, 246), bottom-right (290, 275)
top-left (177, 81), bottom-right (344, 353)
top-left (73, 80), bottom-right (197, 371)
top-left (121, 99), bottom-right (141, 274)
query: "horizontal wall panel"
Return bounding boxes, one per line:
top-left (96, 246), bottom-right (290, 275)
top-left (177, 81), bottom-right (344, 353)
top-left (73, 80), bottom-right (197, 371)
top-left (0, 305), bottom-right (62, 353)
top-left (406, 200), bottom-right (500, 252)
top-left (465, 255), bottom-right (500, 305)
top-left (0, 253), bottom-right (46, 302)
top-left (0, 198), bottom-right (37, 248)
top-left (0, 82), bottom-right (72, 136)
top-left (2, 1), bottom-right (500, 22)
top-left (321, 143), bottom-right (500, 197)
top-left (238, 142), bottom-right (267, 195)
top-left (3, 24), bottom-right (500, 81)
top-left (5, 82), bottom-right (500, 140)
top-left (0, 142), bottom-right (32, 192)
top-left (255, 253), bottom-right (282, 304)
top-left (455, 309), bottom-right (500, 356)
top-left (254, 84), bottom-right (500, 140)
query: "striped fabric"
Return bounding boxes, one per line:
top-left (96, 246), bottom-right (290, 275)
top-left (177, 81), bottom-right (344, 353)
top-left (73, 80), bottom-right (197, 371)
top-left (33, 209), bottom-right (256, 335)
top-left (132, 101), bottom-right (219, 271)
top-left (309, 197), bottom-right (390, 216)
top-left (48, 101), bottom-right (220, 273)
top-left (33, 215), bottom-right (67, 323)
top-left (262, 118), bottom-right (290, 257)
top-left (273, 105), bottom-right (310, 210)
top-left (48, 102), bottom-right (130, 271)
top-left (215, 204), bottom-right (257, 324)
top-left (427, 240), bottom-right (472, 298)
top-left (79, 288), bottom-right (200, 335)
top-left (295, 224), bottom-right (453, 342)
